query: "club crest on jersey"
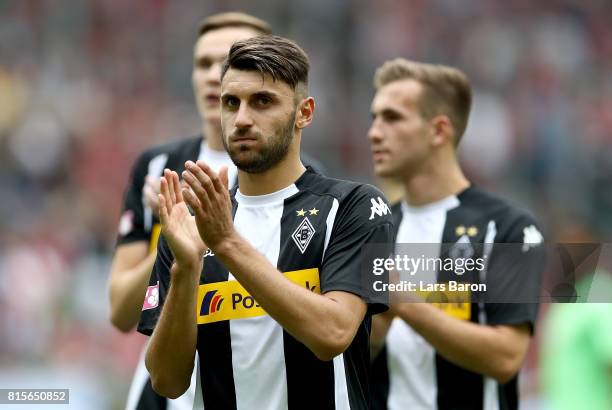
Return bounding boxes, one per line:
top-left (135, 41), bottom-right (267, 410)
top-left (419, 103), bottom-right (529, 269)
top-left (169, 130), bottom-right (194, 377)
top-left (369, 196), bottom-right (390, 220)
top-left (142, 282), bottom-right (159, 310)
top-left (292, 217), bottom-right (316, 254)
top-left (448, 235), bottom-right (475, 273)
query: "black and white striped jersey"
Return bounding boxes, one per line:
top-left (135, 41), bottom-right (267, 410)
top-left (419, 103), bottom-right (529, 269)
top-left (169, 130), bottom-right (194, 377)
top-left (371, 186), bottom-right (545, 410)
top-left (138, 168), bottom-right (394, 410)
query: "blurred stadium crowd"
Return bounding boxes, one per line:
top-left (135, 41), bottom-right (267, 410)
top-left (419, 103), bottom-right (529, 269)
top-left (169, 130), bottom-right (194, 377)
top-left (0, 0), bottom-right (610, 408)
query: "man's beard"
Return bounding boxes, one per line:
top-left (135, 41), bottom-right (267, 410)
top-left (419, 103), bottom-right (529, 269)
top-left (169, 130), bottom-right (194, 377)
top-left (223, 110), bottom-right (296, 174)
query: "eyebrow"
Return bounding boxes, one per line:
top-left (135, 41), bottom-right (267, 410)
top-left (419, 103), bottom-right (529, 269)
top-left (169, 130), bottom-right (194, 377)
top-left (372, 107), bottom-right (402, 117)
top-left (252, 91), bottom-right (279, 99)
top-left (221, 90), bottom-right (281, 100)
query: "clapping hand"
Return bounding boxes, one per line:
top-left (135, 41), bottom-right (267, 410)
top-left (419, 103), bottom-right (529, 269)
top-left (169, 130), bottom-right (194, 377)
top-left (158, 169), bottom-right (207, 273)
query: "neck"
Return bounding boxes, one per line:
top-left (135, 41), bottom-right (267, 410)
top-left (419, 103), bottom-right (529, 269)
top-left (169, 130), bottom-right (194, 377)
top-left (238, 148), bottom-right (305, 196)
top-left (401, 152), bottom-right (469, 206)
top-left (203, 121), bottom-right (225, 151)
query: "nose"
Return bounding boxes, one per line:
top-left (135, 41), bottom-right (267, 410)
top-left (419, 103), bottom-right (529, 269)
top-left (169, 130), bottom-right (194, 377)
top-left (368, 118), bottom-right (383, 143)
top-left (234, 103), bottom-right (253, 130)
top-left (205, 61), bottom-right (223, 85)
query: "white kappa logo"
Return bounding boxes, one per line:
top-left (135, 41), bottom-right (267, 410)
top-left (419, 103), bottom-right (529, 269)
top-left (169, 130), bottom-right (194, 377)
top-left (369, 196), bottom-right (390, 220)
top-left (522, 225), bottom-right (543, 252)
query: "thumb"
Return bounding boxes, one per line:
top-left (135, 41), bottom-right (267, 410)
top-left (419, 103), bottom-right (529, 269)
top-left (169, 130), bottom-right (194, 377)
top-left (219, 166), bottom-right (229, 189)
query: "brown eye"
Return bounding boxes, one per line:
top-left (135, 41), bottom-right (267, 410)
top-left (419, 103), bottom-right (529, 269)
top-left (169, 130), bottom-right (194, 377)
top-left (255, 95), bottom-right (272, 106)
top-left (223, 96), bottom-right (239, 108)
top-left (196, 58), bottom-right (212, 69)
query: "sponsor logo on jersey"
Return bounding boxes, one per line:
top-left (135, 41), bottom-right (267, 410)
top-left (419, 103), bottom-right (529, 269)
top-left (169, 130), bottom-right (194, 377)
top-left (424, 288), bottom-right (471, 320)
top-left (369, 196), bottom-right (390, 220)
top-left (196, 268), bottom-right (320, 324)
top-left (292, 217), bottom-right (316, 254)
top-left (200, 290), bottom-right (224, 316)
top-left (142, 282), bottom-right (160, 310)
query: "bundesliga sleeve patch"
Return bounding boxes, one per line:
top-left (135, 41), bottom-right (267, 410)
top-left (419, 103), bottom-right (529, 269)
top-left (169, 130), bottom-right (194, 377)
top-left (142, 281), bottom-right (160, 310)
top-left (118, 210), bottom-right (134, 236)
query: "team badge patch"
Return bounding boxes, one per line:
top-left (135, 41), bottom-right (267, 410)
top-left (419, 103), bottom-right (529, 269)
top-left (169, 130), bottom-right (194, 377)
top-left (142, 282), bottom-right (160, 310)
top-left (118, 210), bottom-right (134, 236)
top-left (292, 217), bottom-right (316, 254)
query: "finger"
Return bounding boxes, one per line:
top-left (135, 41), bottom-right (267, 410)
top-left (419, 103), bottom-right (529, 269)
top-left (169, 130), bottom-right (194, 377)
top-left (172, 171), bottom-right (183, 203)
top-left (164, 169), bottom-right (177, 206)
top-left (219, 166), bottom-right (229, 190)
top-left (185, 160), bottom-right (215, 197)
top-left (196, 160), bottom-right (225, 193)
top-left (183, 169), bottom-right (211, 208)
top-left (183, 188), bottom-right (205, 220)
top-left (159, 176), bottom-right (171, 216)
top-left (158, 194), bottom-right (168, 226)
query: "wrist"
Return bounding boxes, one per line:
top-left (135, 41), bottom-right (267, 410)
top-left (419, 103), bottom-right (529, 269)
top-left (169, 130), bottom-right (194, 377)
top-left (211, 230), bottom-right (241, 258)
top-left (171, 259), bottom-right (203, 280)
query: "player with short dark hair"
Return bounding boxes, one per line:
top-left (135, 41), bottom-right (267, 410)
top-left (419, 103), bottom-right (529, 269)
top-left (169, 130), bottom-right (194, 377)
top-left (108, 12), bottom-right (277, 410)
top-left (140, 35), bottom-right (394, 410)
top-left (368, 58), bottom-right (545, 410)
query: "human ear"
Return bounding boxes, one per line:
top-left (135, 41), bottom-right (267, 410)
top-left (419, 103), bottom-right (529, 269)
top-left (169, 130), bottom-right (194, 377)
top-left (296, 97), bottom-right (315, 129)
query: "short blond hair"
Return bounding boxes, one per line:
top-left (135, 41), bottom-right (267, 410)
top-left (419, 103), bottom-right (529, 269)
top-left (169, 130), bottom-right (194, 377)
top-left (374, 58), bottom-right (472, 142)
top-left (197, 12), bottom-right (272, 38)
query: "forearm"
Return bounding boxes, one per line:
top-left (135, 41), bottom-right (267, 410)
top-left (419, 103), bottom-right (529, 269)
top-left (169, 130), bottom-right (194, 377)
top-left (109, 252), bottom-right (157, 331)
top-left (215, 233), bottom-right (360, 361)
top-left (394, 303), bottom-right (528, 383)
top-left (371, 311), bottom-right (393, 360)
top-left (145, 263), bottom-right (201, 398)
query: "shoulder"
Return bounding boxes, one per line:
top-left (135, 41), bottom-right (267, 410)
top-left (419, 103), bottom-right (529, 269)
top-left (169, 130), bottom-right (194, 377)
top-left (457, 186), bottom-right (542, 241)
top-left (297, 172), bottom-right (393, 227)
top-left (141, 135), bottom-right (201, 159)
top-left (130, 135), bottom-right (201, 173)
top-left (296, 171), bottom-right (386, 204)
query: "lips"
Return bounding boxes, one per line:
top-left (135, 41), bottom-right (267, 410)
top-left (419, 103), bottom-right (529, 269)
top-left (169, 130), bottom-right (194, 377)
top-left (231, 136), bottom-right (258, 143)
top-left (371, 148), bottom-right (390, 162)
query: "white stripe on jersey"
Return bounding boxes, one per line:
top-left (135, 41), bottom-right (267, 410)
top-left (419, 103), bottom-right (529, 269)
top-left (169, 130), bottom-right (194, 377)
top-left (323, 199), bottom-right (339, 258)
top-left (230, 184), bottom-right (299, 410)
top-left (125, 344), bottom-right (149, 410)
top-left (144, 153), bottom-right (169, 231)
top-left (480, 220), bottom-right (500, 410)
top-left (387, 196), bottom-right (459, 410)
top-left (333, 354), bottom-right (351, 409)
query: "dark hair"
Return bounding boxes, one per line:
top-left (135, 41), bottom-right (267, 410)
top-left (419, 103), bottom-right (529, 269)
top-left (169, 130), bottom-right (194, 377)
top-left (221, 35), bottom-right (309, 90)
top-left (197, 12), bottom-right (272, 38)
